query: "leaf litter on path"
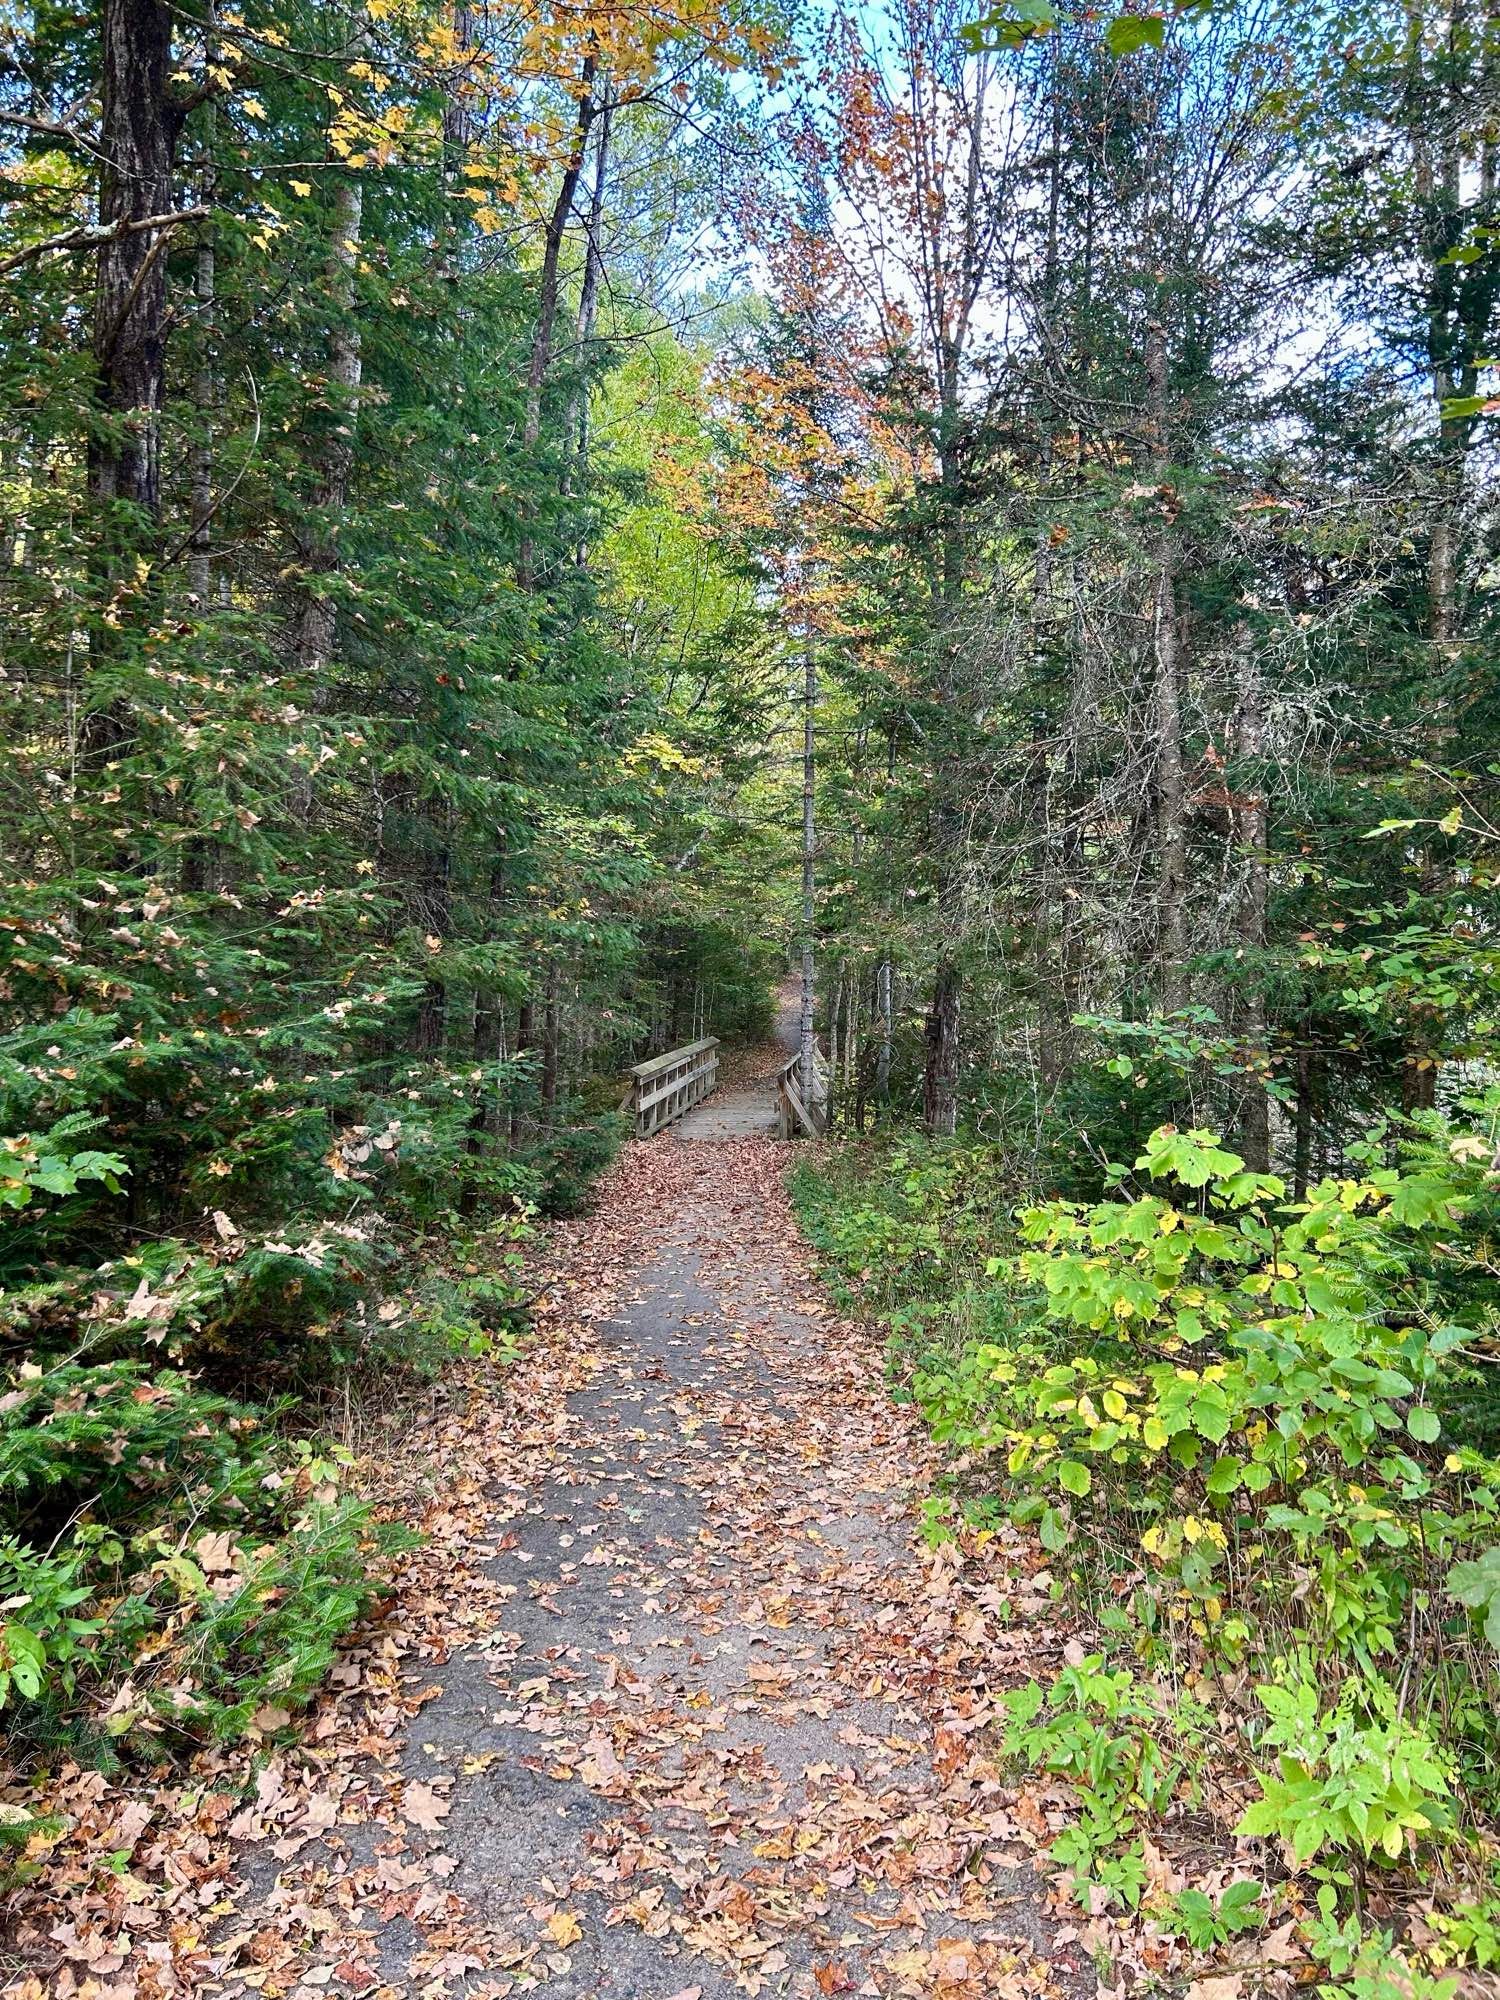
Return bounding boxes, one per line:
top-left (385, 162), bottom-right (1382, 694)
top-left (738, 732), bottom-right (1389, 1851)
top-left (5, 1117), bottom-right (1081, 2000)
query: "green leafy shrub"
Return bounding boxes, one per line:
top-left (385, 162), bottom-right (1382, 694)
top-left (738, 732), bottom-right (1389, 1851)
top-left (1000, 1657), bottom-right (1207, 1910)
top-left (1160, 1881), bottom-right (1263, 1952)
top-left (1235, 1670), bottom-right (1455, 1864)
top-left (0, 1117), bottom-right (128, 1218)
top-left (907, 1124), bottom-right (1500, 1712)
top-left (0, 1541), bottom-right (101, 1709)
top-left (792, 1103), bottom-right (1500, 1959)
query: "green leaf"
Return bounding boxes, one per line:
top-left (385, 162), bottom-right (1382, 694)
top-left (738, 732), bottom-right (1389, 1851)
top-left (1439, 392), bottom-right (1499, 421)
top-left (960, 0), bottom-right (1057, 47)
top-left (1106, 13), bottom-right (1166, 55)
top-left (1406, 1406), bottom-right (1440, 1444)
top-left (1191, 1383), bottom-right (1232, 1444)
top-left (1447, 1548), bottom-right (1500, 1647)
top-left (1058, 1458), bottom-right (1092, 1497)
top-left (1219, 1880), bottom-right (1262, 1927)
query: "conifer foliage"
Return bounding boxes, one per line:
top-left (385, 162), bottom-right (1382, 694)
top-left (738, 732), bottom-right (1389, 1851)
top-left (0, 0), bottom-right (775, 1750)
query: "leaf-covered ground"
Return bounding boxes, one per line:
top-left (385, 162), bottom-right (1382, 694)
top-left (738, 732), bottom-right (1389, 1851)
top-left (9, 1111), bottom-right (1102, 1999)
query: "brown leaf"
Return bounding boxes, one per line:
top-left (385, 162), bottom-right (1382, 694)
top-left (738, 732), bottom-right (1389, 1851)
top-left (401, 1781), bottom-right (452, 1832)
top-left (544, 1909), bottom-right (582, 1948)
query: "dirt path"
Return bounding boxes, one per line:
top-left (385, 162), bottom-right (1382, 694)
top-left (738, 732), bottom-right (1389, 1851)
top-left (17, 1060), bottom-right (1076, 2000)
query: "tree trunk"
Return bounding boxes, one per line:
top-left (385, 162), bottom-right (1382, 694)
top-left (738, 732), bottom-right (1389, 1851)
top-left (1233, 638), bottom-right (1270, 1171)
top-left (90, 0), bottom-right (178, 527)
top-left (187, 65), bottom-right (218, 607)
top-left (188, 221), bottom-right (216, 604)
top-left (293, 172), bottom-right (363, 674)
top-left (541, 968), bottom-right (561, 1113)
top-left (1293, 1036), bottom-right (1316, 1200)
top-left (523, 58), bottom-right (597, 455)
top-left (571, 96), bottom-right (612, 462)
top-left (922, 396), bottom-right (964, 1137)
top-left (875, 956), bottom-right (893, 1107)
top-left (441, 2), bottom-right (475, 166)
top-left (1034, 64), bottom-right (1067, 1091)
top-left (511, 997), bottom-right (536, 1141)
top-left (923, 961), bottom-right (961, 1135)
top-left (1145, 311), bottom-right (1188, 1013)
top-left (83, 0), bottom-right (183, 773)
top-left (798, 646), bottom-right (819, 1115)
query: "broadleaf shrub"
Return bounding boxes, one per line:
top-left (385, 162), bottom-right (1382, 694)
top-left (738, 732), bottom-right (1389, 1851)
top-left (794, 1104), bottom-right (1500, 1938)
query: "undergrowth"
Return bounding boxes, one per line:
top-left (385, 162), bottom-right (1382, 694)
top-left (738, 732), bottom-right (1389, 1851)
top-left (0, 1135), bottom-right (554, 1790)
top-left (792, 1100), bottom-right (1500, 1995)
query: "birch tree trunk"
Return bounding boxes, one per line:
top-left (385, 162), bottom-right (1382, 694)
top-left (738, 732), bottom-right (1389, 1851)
top-left (875, 956), bottom-right (893, 1108)
top-left (293, 172), bottom-right (363, 675)
top-left (1145, 311), bottom-right (1188, 1013)
top-left (1233, 637), bottom-right (1271, 1170)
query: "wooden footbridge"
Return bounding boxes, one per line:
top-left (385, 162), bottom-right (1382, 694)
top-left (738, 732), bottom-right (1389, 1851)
top-left (623, 1033), bottom-right (828, 1141)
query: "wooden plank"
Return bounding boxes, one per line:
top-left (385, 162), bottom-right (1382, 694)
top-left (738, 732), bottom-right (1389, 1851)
top-left (637, 1064), bottom-right (711, 1114)
top-left (626, 1034), bottom-right (723, 1138)
top-left (628, 1037), bottom-right (719, 1082)
top-left (779, 1072), bottom-right (821, 1139)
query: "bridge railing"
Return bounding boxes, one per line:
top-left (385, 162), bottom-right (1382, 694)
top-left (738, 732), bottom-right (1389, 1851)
top-left (624, 1036), bottom-right (720, 1138)
top-left (776, 1041), bottom-right (830, 1140)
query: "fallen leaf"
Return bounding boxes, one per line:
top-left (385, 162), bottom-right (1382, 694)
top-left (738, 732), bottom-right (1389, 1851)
top-left (401, 1782), bottom-right (452, 1832)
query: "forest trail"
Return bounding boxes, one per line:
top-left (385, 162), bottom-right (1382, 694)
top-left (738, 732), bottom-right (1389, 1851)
top-left (672, 990), bottom-right (799, 1141)
top-left (207, 1059), bottom-right (1078, 2000)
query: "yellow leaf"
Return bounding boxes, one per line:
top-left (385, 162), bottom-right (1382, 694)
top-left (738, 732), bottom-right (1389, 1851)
top-left (242, 96), bottom-right (265, 119)
top-left (544, 1910), bottom-right (582, 1948)
top-left (289, 179), bottom-right (312, 197)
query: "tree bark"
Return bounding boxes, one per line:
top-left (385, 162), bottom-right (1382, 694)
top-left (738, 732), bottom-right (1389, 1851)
top-left (90, 0), bottom-right (179, 527)
top-left (541, 968), bottom-right (561, 1113)
top-left (293, 173), bottom-right (363, 674)
top-left (523, 57), bottom-right (597, 455)
top-left (923, 961), bottom-right (961, 1135)
top-left (922, 375), bottom-right (964, 1137)
top-left (1145, 311), bottom-right (1188, 1013)
top-left (188, 217), bottom-right (216, 605)
top-left (442, 1), bottom-right (475, 166)
top-left (875, 956), bottom-right (894, 1107)
top-left (82, 0), bottom-right (184, 776)
top-left (1293, 1034), bottom-right (1316, 1200)
top-left (799, 646), bottom-right (819, 1116)
top-left (571, 96), bottom-right (612, 463)
top-left (1233, 637), bottom-right (1271, 1171)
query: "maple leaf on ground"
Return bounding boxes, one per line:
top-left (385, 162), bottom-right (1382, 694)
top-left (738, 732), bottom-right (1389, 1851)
top-left (401, 1781), bottom-right (452, 1831)
top-left (543, 1908), bottom-right (583, 1948)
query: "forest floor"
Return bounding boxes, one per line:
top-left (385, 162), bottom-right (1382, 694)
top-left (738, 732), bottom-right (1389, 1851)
top-left (14, 1026), bottom-right (1090, 2000)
